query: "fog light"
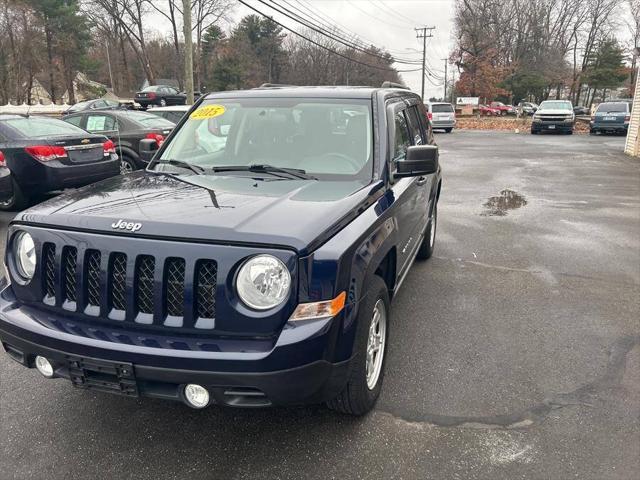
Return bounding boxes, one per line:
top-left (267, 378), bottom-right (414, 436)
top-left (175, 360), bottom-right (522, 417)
top-left (34, 356), bottom-right (54, 378)
top-left (184, 384), bottom-right (209, 408)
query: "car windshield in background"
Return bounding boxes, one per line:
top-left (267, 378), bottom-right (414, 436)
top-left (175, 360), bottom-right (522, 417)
top-left (597, 103), bottom-right (627, 113)
top-left (125, 112), bottom-right (175, 128)
top-left (432, 104), bottom-right (454, 113)
top-left (68, 101), bottom-right (91, 111)
top-left (540, 101), bottom-right (572, 110)
top-left (2, 117), bottom-right (87, 137)
top-left (158, 98), bottom-right (373, 181)
top-left (141, 86), bottom-right (161, 92)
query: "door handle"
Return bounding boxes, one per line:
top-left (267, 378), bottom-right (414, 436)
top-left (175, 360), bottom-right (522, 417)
top-left (416, 176), bottom-right (428, 186)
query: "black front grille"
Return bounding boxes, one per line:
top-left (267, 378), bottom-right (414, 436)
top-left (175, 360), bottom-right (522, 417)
top-left (86, 250), bottom-right (101, 307)
top-left (135, 256), bottom-right (155, 314)
top-left (38, 245), bottom-right (218, 331)
top-left (196, 260), bottom-right (217, 319)
top-left (165, 258), bottom-right (185, 317)
top-left (110, 253), bottom-right (127, 311)
top-left (42, 243), bottom-right (56, 300)
top-left (63, 247), bottom-right (78, 303)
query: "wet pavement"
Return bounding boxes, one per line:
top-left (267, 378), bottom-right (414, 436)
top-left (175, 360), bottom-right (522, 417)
top-left (1, 131), bottom-right (639, 479)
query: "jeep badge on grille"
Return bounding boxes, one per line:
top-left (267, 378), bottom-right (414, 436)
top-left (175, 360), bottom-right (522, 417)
top-left (111, 219), bottom-right (142, 232)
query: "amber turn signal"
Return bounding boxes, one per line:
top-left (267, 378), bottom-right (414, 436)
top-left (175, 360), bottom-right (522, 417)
top-left (289, 291), bottom-right (346, 321)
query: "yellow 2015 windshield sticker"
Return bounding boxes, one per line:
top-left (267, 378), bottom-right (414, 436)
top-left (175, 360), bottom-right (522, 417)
top-left (190, 104), bottom-right (226, 120)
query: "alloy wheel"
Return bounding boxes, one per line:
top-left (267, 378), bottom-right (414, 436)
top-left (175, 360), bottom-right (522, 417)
top-left (366, 299), bottom-right (387, 390)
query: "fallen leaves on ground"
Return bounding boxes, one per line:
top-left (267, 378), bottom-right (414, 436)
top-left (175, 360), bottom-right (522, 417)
top-left (455, 116), bottom-right (590, 134)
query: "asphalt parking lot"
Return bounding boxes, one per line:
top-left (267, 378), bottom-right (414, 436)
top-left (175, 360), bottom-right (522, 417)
top-left (1, 130), bottom-right (638, 479)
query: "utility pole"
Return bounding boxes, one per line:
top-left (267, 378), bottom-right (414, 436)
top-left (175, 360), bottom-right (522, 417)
top-left (415, 26), bottom-right (435, 101)
top-left (182, 0), bottom-right (194, 104)
top-left (442, 58), bottom-right (448, 101)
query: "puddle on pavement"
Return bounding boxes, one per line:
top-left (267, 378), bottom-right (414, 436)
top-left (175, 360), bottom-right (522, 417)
top-left (482, 189), bottom-right (528, 216)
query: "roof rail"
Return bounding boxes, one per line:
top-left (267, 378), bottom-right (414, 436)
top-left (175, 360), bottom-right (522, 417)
top-left (256, 83), bottom-right (298, 89)
top-left (381, 81), bottom-right (410, 90)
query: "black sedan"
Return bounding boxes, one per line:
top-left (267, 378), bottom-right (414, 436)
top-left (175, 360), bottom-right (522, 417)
top-left (63, 110), bottom-right (174, 173)
top-left (0, 115), bottom-right (119, 211)
top-left (134, 85), bottom-right (186, 109)
top-left (62, 99), bottom-right (122, 115)
top-left (0, 152), bottom-right (12, 204)
top-left (574, 106), bottom-right (590, 116)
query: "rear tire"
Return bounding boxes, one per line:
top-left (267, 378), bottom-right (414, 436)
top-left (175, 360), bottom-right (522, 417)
top-left (0, 176), bottom-right (29, 212)
top-left (327, 275), bottom-right (390, 416)
top-left (417, 204), bottom-right (437, 260)
top-left (120, 155), bottom-right (137, 174)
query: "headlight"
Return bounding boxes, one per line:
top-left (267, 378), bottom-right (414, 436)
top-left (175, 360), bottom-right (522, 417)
top-left (236, 255), bottom-right (291, 310)
top-left (14, 231), bottom-right (36, 281)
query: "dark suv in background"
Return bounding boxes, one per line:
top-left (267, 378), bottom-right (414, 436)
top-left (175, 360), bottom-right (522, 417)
top-left (0, 85), bottom-right (442, 415)
top-left (63, 110), bottom-right (174, 173)
top-left (590, 102), bottom-right (631, 135)
top-left (0, 115), bottom-right (119, 210)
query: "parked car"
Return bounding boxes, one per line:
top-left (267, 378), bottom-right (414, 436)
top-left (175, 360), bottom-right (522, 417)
top-left (0, 114), bottom-right (119, 211)
top-left (62, 99), bottom-right (122, 115)
top-left (63, 110), bottom-right (174, 173)
top-left (0, 85), bottom-right (442, 415)
top-left (0, 151), bottom-right (13, 203)
top-left (134, 85), bottom-right (187, 109)
top-left (573, 105), bottom-right (590, 116)
top-left (426, 102), bottom-right (456, 132)
top-left (518, 102), bottom-right (538, 116)
top-left (479, 104), bottom-right (501, 116)
top-left (590, 102), bottom-right (631, 135)
top-left (531, 100), bottom-right (575, 134)
top-left (147, 105), bottom-right (191, 124)
top-left (489, 101), bottom-right (516, 115)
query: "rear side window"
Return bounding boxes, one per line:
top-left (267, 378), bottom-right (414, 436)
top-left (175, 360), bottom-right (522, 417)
top-left (597, 103), bottom-right (628, 113)
top-left (2, 117), bottom-right (86, 138)
top-left (432, 104), bottom-right (454, 113)
top-left (86, 115), bottom-right (116, 132)
top-left (393, 111), bottom-right (411, 161)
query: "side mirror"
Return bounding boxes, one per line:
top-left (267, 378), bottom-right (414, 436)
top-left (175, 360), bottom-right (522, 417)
top-left (139, 138), bottom-right (159, 162)
top-left (395, 145), bottom-right (439, 178)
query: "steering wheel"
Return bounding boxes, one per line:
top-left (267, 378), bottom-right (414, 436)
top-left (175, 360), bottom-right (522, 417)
top-left (320, 152), bottom-right (361, 171)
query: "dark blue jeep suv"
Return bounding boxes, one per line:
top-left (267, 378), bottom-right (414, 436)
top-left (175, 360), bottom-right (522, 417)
top-left (0, 85), bottom-right (442, 415)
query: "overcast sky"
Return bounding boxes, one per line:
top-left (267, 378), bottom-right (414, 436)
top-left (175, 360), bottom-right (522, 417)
top-left (150, 0), bottom-right (456, 99)
top-left (232, 0), bottom-right (456, 98)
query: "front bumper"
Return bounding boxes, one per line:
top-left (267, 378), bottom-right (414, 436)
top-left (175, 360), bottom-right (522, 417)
top-left (531, 122), bottom-right (574, 132)
top-left (0, 286), bottom-right (354, 407)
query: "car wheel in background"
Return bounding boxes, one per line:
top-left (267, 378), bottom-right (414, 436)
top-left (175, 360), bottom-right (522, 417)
top-left (531, 129), bottom-right (538, 135)
top-left (327, 275), bottom-right (390, 416)
top-left (120, 156), bottom-right (137, 174)
top-left (445, 128), bottom-right (453, 133)
top-left (0, 177), bottom-right (29, 212)
top-left (160, 98), bottom-right (167, 107)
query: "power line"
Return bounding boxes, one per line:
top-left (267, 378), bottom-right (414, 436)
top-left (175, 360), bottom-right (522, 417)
top-left (235, 0), bottom-right (421, 73)
top-left (371, 0), bottom-right (418, 26)
top-left (344, 0), bottom-right (412, 29)
top-left (263, 0), bottom-right (422, 65)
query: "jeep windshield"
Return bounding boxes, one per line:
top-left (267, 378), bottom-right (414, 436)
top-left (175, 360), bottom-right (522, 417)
top-left (155, 98), bottom-right (373, 181)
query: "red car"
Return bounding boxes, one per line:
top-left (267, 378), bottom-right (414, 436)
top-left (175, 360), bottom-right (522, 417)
top-left (489, 102), bottom-right (517, 115)
top-left (479, 105), bottom-right (501, 116)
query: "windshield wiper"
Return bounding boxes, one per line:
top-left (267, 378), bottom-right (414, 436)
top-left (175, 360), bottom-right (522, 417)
top-left (153, 159), bottom-right (205, 175)
top-left (210, 164), bottom-right (316, 180)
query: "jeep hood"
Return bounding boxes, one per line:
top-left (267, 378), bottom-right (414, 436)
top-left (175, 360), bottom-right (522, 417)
top-left (16, 172), bottom-right (381, 254)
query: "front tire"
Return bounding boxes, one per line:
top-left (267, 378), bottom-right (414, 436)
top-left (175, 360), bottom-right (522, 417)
top-left (327, 275), bottom-right (390, 416)
top-left (444, 128), bottom-right (453, 133)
